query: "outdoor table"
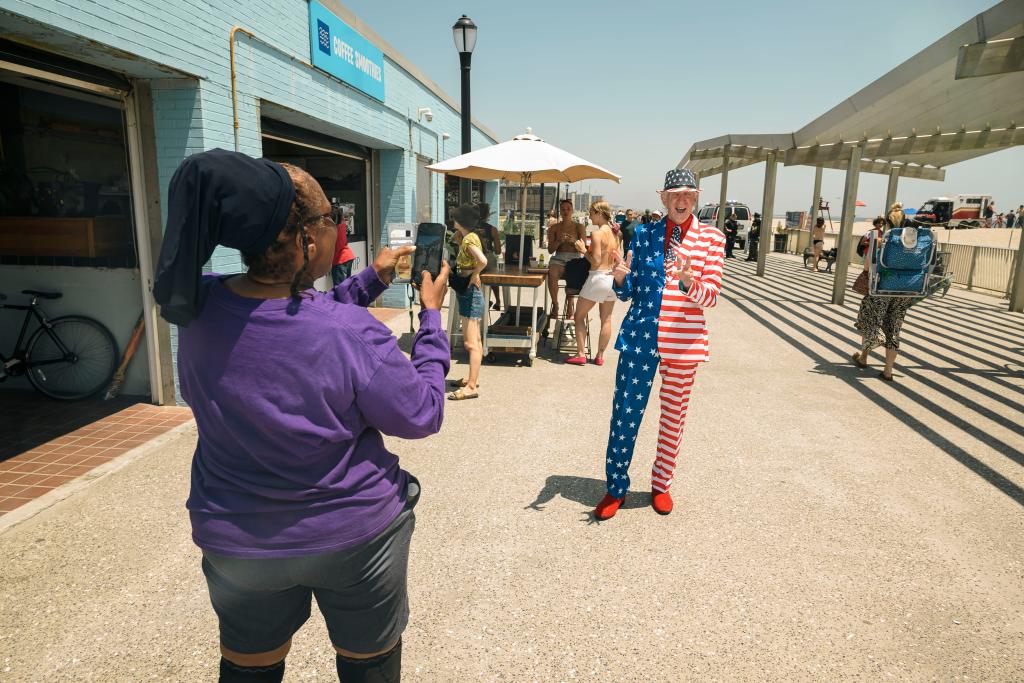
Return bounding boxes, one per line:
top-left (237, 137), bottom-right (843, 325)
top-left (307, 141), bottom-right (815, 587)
top-left (446, 266), bottom-right (548, 366)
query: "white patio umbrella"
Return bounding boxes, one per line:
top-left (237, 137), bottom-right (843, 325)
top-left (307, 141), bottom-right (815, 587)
top-left (427, 128), bottom-right (621, 270)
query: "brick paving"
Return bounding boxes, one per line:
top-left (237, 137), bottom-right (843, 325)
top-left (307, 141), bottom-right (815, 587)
top-left (0, 391), bottom-right (192, 514)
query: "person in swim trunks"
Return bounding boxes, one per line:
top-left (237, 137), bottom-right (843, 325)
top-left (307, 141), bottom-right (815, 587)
top-left (546, 198), bottom-right (586, 317)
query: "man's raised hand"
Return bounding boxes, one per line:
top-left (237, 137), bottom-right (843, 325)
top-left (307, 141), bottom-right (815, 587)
top-left (613, 250), bottom-right (633, 286)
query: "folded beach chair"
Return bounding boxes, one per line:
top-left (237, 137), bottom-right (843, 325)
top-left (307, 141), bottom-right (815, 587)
top-left (868, 226), bottom-right (938, 297)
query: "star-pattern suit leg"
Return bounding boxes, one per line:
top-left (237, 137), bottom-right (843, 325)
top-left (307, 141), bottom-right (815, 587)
top-left (604, 355), bottom-right (659, 497)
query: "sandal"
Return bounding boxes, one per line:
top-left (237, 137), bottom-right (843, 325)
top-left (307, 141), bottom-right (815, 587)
top-left (446, 378), bottom-right (480, 388)
top-left (879, 371), bottom-right (894, 382)
top-left (565, 355), bottom-right (588, 366)
top-left (851, 353), bottom-right (868, 369)
top-left (447, 388), bottom-right (479, 400)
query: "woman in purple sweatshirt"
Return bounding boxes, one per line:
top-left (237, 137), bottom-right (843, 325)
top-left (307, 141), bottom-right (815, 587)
top-left (153, 149), bottom-right (450, 683)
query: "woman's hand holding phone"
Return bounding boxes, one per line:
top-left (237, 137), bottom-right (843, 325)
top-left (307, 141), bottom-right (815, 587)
top-left (419, 261), bottom-right (450, 311)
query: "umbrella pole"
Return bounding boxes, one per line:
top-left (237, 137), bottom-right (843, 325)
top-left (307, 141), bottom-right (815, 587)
top-left (516, 173), bottom-right (529, 326)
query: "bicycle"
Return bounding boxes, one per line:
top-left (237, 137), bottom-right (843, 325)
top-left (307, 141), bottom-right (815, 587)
top-left (0, 289), bottom-right (118, 400)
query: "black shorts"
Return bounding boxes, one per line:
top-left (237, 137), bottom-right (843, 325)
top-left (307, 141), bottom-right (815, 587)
top-left (813, 239), bottom-right (824, 246)
top-left (201, 478), bottom-right (420, 654)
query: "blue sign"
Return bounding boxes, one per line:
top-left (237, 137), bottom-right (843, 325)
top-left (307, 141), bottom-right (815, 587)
top-left (309, 1), bottom-right (385, 101)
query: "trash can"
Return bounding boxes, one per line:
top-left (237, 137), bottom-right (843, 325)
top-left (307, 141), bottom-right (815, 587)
top-left (773, 233), bottom-right (787, 253)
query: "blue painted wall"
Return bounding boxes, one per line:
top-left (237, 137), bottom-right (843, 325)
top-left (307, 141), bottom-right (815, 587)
top-left (0, 0), bottom-right (500, 402)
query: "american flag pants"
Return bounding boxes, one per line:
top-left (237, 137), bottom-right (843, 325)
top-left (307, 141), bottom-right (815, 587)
top-left (604, 359), bottom-right (698, 497)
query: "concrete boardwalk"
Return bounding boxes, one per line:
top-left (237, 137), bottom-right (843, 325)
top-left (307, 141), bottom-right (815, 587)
top-left (2, 254), bottom-right (1022, 681)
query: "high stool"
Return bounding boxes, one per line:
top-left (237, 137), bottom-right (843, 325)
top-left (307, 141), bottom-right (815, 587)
top-left (553, 287), bottom-right (591, 357)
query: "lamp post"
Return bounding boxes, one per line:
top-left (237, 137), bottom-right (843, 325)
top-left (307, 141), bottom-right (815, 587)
top-left (452, 14), bottom-right (477, 205)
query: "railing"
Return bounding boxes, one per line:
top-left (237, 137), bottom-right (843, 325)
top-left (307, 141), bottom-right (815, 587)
top-left (938, 243), bottom-right (1019, 295)
top-left (774, 228), bottom-right (1019, 297)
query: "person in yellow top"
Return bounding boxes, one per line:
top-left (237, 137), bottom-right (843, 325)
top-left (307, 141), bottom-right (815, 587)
top-left (449, 203), bottom-right (488, 400)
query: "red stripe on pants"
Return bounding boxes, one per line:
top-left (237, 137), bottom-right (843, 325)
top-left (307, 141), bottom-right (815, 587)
top-left (652, 363), bottom-right (697, 492)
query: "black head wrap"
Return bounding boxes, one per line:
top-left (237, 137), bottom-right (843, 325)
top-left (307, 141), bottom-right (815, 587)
top-left (452, 203), bottom-right (480, 230)
top-left (153, 149), bottom-right (296, 326)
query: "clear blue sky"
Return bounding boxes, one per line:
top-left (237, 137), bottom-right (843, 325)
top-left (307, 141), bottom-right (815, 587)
top-left (344, 0), bottom-right (1022, 217)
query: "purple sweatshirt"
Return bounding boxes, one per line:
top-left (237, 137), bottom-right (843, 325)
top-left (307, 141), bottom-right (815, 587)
top-left (179, 267), bottom-right (449, 558)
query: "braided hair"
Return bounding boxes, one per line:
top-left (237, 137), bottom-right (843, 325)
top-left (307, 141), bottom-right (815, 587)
top-left (241, 163), bottom-right (321, 301)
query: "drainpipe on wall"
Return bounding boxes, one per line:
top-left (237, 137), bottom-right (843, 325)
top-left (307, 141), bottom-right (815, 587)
top-left (229, 26), bottom-right (255, 152)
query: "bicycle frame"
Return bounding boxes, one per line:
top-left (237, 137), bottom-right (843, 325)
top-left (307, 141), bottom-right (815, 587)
top-left (0, 300), bottom-right (74, 370)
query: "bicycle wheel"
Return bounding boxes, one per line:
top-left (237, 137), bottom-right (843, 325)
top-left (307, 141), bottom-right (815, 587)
top-left (26, 316), bottom-right (119, 400)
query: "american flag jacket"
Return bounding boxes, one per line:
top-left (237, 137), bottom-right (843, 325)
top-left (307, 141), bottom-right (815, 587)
top-left (612, 215), bottom-right (726, 364)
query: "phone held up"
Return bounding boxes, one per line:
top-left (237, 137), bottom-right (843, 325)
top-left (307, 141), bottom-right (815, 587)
top-left (411, 223), bottom-right (446, 287)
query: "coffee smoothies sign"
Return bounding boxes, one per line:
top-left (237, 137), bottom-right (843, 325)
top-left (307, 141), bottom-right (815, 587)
top-left (308, 1), bottom-right (385, 101)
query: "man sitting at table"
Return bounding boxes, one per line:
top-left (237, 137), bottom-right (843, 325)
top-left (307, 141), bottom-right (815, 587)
top-left (546, 199), bottom-right (586, 318)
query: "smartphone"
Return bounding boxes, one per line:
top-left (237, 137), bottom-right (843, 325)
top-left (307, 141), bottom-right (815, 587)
top-left (412, 222), bottom-right (446, 286)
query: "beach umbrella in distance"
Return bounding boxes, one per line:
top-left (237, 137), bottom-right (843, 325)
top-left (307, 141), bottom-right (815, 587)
top-left (427, 128), bottom-right (621, 270)
top-left (855, 200), bottom-right (867, 207)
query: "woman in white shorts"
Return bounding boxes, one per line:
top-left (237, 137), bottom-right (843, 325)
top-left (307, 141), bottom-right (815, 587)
top-left (566, 200), bottom-right (622, 366)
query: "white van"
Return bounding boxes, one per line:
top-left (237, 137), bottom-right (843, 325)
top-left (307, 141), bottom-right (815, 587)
top-left (696, 202), bottom-right (752, 248)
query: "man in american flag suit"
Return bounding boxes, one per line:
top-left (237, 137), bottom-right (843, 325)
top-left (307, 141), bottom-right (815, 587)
top-left (594, 169), bottom-right (726, 520)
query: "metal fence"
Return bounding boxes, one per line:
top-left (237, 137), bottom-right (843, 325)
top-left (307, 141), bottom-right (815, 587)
top-left (775, 228), bottom-right (1019, 297)
top-left (938, 243), bottom-right (1019, 296)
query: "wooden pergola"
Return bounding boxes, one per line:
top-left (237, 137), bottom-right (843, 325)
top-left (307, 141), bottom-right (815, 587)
top-left (677, 0), bottom-right (1024, 310)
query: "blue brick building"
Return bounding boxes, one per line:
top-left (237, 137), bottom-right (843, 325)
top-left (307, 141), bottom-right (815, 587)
top-left (0, 1), bottom-right (499, 404)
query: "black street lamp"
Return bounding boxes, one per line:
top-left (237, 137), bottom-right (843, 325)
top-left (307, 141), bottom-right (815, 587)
top-left (452, 14), bottom-right (477, 204)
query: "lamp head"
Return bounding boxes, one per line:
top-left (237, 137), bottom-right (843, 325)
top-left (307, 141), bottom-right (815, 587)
top-left (452, 15), bottom-right (477, 54)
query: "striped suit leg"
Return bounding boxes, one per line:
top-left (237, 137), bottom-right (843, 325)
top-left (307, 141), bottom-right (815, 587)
top-left (604, 355), bottom-right (659, 498)
top-left (652, 362), bottom-right (698, 493)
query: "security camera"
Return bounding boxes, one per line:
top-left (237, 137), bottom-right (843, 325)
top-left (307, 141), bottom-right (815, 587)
top-left (417, 107), bottom-right (433, 122)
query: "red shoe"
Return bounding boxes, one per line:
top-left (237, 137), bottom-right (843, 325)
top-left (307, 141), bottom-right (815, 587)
top-left (565, 355), bottom-right (588, 366)
top-left (594, 493), bottom-right (625, 520)
top-left (651, 489), bottom-right (673, 515)
top-left (593, 357), bottom-right (605, 366)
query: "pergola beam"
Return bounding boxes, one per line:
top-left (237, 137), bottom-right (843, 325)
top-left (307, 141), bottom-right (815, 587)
top-left (687, 145), bottom-right (775, 163)
top-left (785, 127), bottom-right (1022, 166)
top-left (685, 157), bottom-right (765, 178)
top-left (839, 159), bottom-right (945, 181)
top-left (696, 156), bottom-right (944, 181)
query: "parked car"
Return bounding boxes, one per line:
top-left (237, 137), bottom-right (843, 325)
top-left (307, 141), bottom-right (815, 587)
top-left (696, 202), bottom-right (752, 248)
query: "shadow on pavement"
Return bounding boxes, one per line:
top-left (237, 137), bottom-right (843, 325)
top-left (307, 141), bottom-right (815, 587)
top-left (722, 255), bottom-right (1024, 507)
top-left (526, 474), bottom-right (650, 512)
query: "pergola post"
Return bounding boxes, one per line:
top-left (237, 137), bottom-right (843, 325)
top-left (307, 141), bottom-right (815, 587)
top-left (884, 167), bottom-right (900, 215)
top-left (803, 165), bottom-right (823, 253)
top-left (809, 166), bottom-right (822, 227)
top-left (756, 151), bottom-right (778, 277)
top-left (1009, 238), bottom-right (1024, 312)
top-left (831, 144), bottom-right (862, 305)
top-left (717, 146), bottom-right (730, 231)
